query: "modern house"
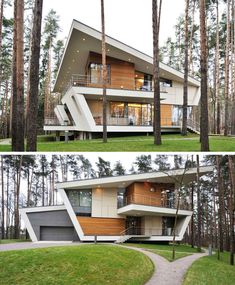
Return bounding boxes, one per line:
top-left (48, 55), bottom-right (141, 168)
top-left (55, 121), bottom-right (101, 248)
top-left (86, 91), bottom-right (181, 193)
top-left (44, 20), bottom-right (201, 139)
top-left (20, 166), bottom-right (213, 243)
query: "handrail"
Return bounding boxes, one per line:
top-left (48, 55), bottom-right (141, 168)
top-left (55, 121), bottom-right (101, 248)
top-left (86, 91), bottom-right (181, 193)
top-left (62, 74), bottom-right (176, 95)
top-left (44, 117), bottom-right (73, 126)
top-left (93, 116), bottom-right (181, 127)
top-left (187, 118), bottom-right (200, 132)
top-left (121, 227), bottom-right (179, 236)
top-left (121, 193), bottom-right (176, 209)
top-left (120, 226), bottom-right (134, 236)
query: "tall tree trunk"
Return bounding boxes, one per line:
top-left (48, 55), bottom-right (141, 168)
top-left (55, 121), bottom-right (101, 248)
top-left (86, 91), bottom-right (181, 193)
top-left (228, 156), bottom-right (234, 265)
top-left (231, 0), bottom-right (235, 135)
top-left (182, 0), bottom-right (189, 136)
top-left (12, 0), bottom-right (18, 150)
top-left (5, 164), bottom-right (9, 238)
top-left (189, 0), bottom-right (196, 75)
top-left (3, 80), bottom-right (9, 138)
top-left (44, 39), bottom-right (52, 120)
top-left (26, 0), bottom-right (44, 151)
top-left (224, 0), bottom-right (231, 136)
top-left (217, 155), bottom-right (224, 254)
top-left (1, 156), bottom-right (4, 239)
top-left (0, 0), bottom-right (5, 93)
top-left (191, 181), bottom-right (194, 248)
top-left (216, 0), bottom-right (221, 134)
top-left (14, 156), bottom-right (22, 239)
top-left (196, 155), bottom-right (202, 251)
top-left (199, 0), bottom-right (210, 151)
top-left (12, 0), bottom-right (25, 151)
top-left (152, 0), bottom-right (162, 145)
top-left (101, 0), bottom-right (107, 143)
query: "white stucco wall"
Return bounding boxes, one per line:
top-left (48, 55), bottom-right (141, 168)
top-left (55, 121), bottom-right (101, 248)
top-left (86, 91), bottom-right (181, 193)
top-left (92, 188), bottom-right (120, 218)
top-left (143, 216), bottom-right (162, 235)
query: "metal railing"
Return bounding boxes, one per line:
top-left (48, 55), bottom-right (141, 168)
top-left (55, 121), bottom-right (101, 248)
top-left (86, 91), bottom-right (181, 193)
top-left (121, 227), bottom-right (179, 236)
top-left (63, 74), bottom-right (170, 95)
top-left (187, 118), bottom-right (200, 133)
top-left (118, 193), bottom-right (175, 209)
top-left (44, 117), bottom-right (73, 126)
top-left (93, 116), bottom-right (181, 127)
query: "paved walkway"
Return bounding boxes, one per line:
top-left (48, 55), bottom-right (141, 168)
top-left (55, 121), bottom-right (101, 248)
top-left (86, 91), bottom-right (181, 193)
top-left (121, 245), bottom-right (207, 285)
top-left (0, 242), bottom-right (206, 285)
top-left (0, 241), bottom-right (81, 251)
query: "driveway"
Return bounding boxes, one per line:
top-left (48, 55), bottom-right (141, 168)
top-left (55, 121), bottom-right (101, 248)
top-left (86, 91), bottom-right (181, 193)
top-left (0, 241), bottom-right (81, 252)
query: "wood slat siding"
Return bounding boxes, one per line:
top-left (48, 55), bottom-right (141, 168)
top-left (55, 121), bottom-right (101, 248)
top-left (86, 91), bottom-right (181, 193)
top-left (86, 52), bottom-right (173, 126)
top-left (88, 52), bottom-right (135, 90)
top-left (77, 217), bottom-right (126, 236)
top-left (161, 105), bottom-right (172, 126)
top-left (125, 182), bottom-right (174, 207)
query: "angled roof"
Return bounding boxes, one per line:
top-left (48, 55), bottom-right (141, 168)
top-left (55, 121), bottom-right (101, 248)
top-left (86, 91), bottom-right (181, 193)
top-left (54, 20), bottom-right (200, 93)
top-left (56, 166), bottom-right (214, 190)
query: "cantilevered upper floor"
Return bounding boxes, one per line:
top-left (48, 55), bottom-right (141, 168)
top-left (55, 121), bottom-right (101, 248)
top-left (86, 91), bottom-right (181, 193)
top-left (54, 20), bottom-right (200, 105)
top-left (20, 166), bottom-right (214, 242)
top-left (44, 20), bottom-right (201, 134)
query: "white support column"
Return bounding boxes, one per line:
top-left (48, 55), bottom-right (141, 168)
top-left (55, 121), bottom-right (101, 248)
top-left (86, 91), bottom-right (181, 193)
top-left (19, 209), bottom-right (38, 242)
top-left (58, 188), bottom-right (85, 240)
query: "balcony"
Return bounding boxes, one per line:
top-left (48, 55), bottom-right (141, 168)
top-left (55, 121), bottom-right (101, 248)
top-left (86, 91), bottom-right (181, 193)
top-left (118, 193), bottom-right (175, 209)
top-left (122, 227), bottom-right (178, 237)
top-left (44, 117), bottom-right (73, 126)
top-left (93, 116), bottom-right (180, 127)
top-left (63, 74), bottom-right (169, 95)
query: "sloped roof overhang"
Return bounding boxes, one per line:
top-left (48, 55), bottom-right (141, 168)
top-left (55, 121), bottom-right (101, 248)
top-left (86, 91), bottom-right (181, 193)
top-left (54, 20), bottom-right (200, 93)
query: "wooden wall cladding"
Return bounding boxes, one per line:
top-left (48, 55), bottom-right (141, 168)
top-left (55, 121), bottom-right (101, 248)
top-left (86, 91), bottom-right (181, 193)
top-left (161, 105), bottom-right (173, 126)
top-left (77, 217), bottom-right (126, 236)
top-left (88, 51), bottom-right (135, 90)
top-left (125, 182), bottom-right (174, 207)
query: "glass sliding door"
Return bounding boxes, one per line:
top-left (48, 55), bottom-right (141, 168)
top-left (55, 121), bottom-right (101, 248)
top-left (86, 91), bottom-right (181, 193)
top-left (109, 102), bottom-right (153, 126)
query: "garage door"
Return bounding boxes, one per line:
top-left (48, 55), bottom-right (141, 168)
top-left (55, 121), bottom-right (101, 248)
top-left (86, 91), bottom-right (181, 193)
top-left (40, 226), bottom-right (75, 241)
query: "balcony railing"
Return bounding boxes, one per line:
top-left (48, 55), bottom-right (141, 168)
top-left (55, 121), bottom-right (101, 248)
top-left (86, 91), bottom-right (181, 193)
top-left (44, 117), bottom-right (73, 126)
top-left (93, 116), bottom-right (181, 127)
top-left (63, 74), bottom-right (169, 95)
top-left (121, 227), bottom-right (179, 236)
top-left (118, 193), bottom-right (176, 209)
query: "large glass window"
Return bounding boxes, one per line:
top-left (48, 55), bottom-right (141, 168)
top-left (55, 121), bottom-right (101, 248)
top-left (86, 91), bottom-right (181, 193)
top-left (160, 78), bottom-right (172, 88)
top-left (135, 72), bottom-right (153, 91)
top-left (79, 191), bottom-right (92, 207)
top-left (66, 190), bottom-right (92, 216)
top-left (89, 63), bottom-right (111, 84)
top-left (110, 102), bottom-right (153, 126)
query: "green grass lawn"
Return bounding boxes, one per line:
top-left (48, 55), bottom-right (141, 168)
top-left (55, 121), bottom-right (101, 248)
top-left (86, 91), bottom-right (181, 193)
top-left (0, 239), bottom-right (31, 244)
top-left (0, 134), bottom-right (234, 152)
top-left (0, 245), bottom-right (154, 285)
top-left (123, 243), bottom-right (200, 262)
top-left (183, 251), bottom-right (235, 285)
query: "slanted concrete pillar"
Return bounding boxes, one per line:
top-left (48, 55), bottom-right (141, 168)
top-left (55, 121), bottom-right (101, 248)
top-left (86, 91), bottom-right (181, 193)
top-left (79, 132), bottom-right (84, 140)
top-left (88, 132), bottom-right (92, 140)
top-left (56, 131), bottom-right (60, 142)
top-left (65, 131), bottom-right (69, 143)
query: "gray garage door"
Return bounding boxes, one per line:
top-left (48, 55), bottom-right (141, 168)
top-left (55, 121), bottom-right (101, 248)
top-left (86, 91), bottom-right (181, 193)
top-left (40, 226), bottom-right (75, 241)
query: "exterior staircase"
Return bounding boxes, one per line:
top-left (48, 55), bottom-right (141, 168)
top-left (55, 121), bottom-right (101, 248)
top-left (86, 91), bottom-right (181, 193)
top-left (187, 118), bottom-right (200, 135)
top-left (115, 235), bottom-right (133, 244)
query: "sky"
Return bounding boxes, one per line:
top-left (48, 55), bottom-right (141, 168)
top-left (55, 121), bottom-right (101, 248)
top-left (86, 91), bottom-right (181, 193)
top-left (42, 0), bottom-right (185, 55)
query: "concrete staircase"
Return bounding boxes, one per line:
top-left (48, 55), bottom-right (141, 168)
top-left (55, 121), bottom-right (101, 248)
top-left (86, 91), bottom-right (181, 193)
top-left (187, 119), bottom-right (200, 135)
top-left (115, 235), bottom-right (132, 244)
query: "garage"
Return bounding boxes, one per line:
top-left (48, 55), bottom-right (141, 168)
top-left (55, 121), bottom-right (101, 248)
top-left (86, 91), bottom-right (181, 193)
top-left (40, 226), bottom-right (76, 241)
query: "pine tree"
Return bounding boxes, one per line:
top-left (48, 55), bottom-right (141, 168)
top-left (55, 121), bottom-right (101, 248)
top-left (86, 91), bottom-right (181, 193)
top-left (152, 0), bottom-right (162, 145)
top-left (26, 0), bottom-right (44, 151)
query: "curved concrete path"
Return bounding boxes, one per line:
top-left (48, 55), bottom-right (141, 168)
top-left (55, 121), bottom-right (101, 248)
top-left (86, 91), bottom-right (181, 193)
top-left (120, 245), bottom-right (207, 285)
